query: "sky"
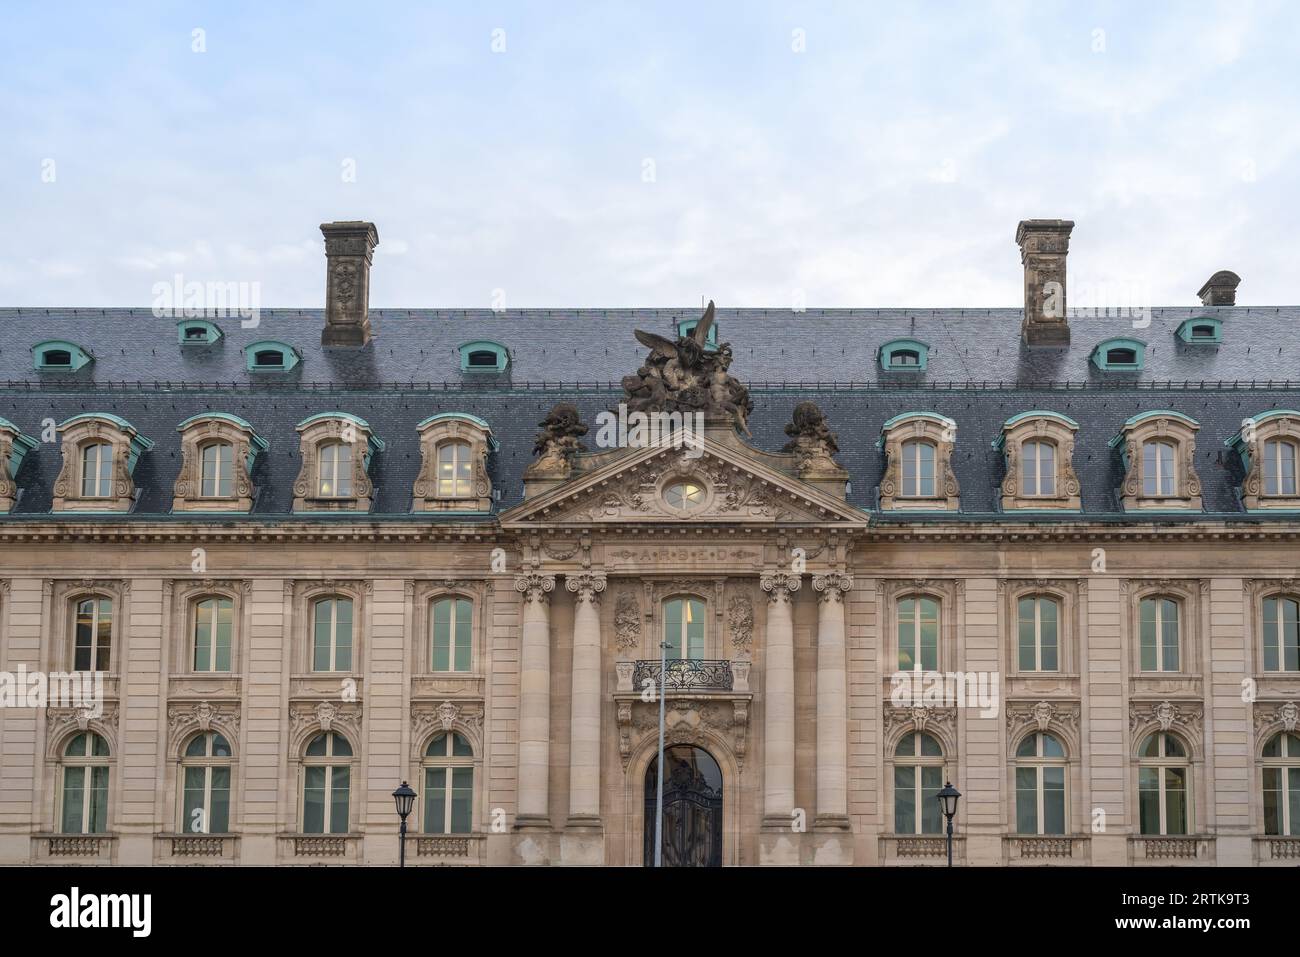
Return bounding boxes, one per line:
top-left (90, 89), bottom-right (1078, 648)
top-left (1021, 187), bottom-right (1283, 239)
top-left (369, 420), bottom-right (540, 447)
top-left (1, 0), bottom-right (1298, 310)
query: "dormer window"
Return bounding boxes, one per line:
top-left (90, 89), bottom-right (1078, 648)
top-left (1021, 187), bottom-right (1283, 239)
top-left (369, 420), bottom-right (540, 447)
top-left (1109, 411), bottom-right (1201, 511)
top-left (52, 414), bottom-right (154, 513)
top-left (414, 413), bottom-right (496, 512)
top-left (1176, 317), bottom-right (1222, 345)
top-left (245, 341), bottom-right (300, 373)
top-left (33, 340), bottom-right (93, 372)
top-left (880, 339), bottom-right (931, 372)
top-left (173, 413), bottom-right (266, 513)
top-left (677, 319), bottom-right (718, 347)
top-left (177, 320), bottom-right (223, 346)
top-left (292, 414), bottom-right (382, 513)
top-left (1227, 410), bottom-right (1300, 510)
top-left (1091, 338), bottom-right (1146, 371)
top-left (457, 341), bottom-right (509, 373)
top-left (877, 413), bottom-right (959, 511)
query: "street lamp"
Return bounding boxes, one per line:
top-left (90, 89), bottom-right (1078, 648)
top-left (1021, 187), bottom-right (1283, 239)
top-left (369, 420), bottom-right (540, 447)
top-left (935, 780), bottom-right (961, 867)
top-left (392, 781), bottom-right (416, 868)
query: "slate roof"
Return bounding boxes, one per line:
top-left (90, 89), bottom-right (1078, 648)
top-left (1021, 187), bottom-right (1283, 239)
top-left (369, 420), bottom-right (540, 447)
top-left (2, 306), bottom-right (1299, 521)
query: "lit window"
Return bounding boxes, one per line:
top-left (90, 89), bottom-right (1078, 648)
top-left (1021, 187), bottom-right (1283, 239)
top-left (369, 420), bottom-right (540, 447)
top-left (74, 597), bottom-right (112, 672)
top-left (1262, 731), bottom-right (1300, 836)
top-left (80, 443), bottom-right (113, 498)
top-left (193, 597), bottom-right (233, 672)
top-left (1139, 597), bottom-right (1180, 672)
top-left (1015, 732), bottom-right (1067, 835)
top-left (1138, 732), bottom-right (1189, 836)
top-left (897, 596), bottom-right (939, 671)
top-left (312, 597), bottom-right (353, 672)
top-left (181, 731), bottom-right (232, 834)
top-left (423, 732), bottom-right (474, 834)
top-left (1263, 596), bottom-right (1300, 672)
top-left (431, 597), bottom-right (472, 672)
top-left (302, 732), bottom-right (352, 834)
top-left (1020, 440), bottom-right (1056, 496)
top-left (1017, 596), bottom-right (1059, 672)
top-left (1142, 440), bottom-right (1176, 496)
top-left (1263, 440), bottom-right (1298, 496)
top-left (663, 597), bottom-right (704, 659)
top-left (663, 480), bottom-right (705, 511)
top-left (317, 443), bottom-right (353, 498)
top-left (200, 442), bottom-right (233, 497)
top-left (60, 732), bottom-right (110, 834)
top-left (900, 440), bottom-right (936, 497)
top-left (894, 732), bottom-right (944, 835)
top-left (437, 441), bottom-right (472, 498)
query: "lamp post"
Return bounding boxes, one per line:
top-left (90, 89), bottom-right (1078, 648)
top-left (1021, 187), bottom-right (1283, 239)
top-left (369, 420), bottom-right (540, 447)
top-left (936, 780), bottom-right (961, 868)
top-left (392, 780), bottom-right (416, 868)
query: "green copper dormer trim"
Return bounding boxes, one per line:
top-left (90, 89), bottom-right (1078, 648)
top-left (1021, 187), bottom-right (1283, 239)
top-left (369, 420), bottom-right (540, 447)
top-left (178, 413), bottom-right (269, 474)
top-left (458, 340), bottom-right (509, 373)
top-left (991, 411), bottom-right (1080, 449)
top-left (57, 414), bottom-right (155, 474)
top-left (295, 412), bottom-right (385, 457)
top-left (245, 340), bottom-right (300, 372)
top-left (877, 411), bottom-right (955, 449)
top-left (417, 412), bottom-right (501, 451)
top-left (1091, 338), bottom-right (1146, 371)
top-left (1225, 410), bottom-right (1300, 469)
top-left (1176, 317), bottom-right (1222, 345)
top-left (1116, 410), bottom-right (1200, 432)
top-left (177, 319), bottom-right (224, 345)
top-left (0, 417), bottom-right (39, 478)
top-left (879, 338), bottom-right (930, 371)
top-left (677, 318), bottom-right (719, 348)
top-left (32, 340), bottom-right (93, 372)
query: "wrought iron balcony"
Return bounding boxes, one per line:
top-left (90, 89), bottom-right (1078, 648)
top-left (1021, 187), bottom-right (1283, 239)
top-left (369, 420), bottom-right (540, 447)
top-left (634, 659), bottom-right (734, 693)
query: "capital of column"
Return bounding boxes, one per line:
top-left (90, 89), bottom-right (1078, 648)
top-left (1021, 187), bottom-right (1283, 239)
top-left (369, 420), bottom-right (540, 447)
top-left (565, 572), bottom-right (607, 604)
top-left (812, 573), bottom-right (853, 603)
top-left (514, 572), bottom-right (556, 604)
top-left (760, 571), bottom-right (802, 604)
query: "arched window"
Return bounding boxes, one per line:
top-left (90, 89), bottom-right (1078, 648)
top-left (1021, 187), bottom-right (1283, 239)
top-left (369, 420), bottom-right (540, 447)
top-left (1014, 732), bottom-right (1066, 835)
top-left (316, 442), bottom-right (353, 498)
top-left (900, 440), bottom-right (936, 497)
top-left (1263, 596), bottom-right (1300, 672)
top-left (73, 596), bottom-right (112, 672)
top-left (663, 597), bottom-right (704, 660)
top-left (1139, 597), bottom-right (1180, 672)
top-left (431, 597), bottom-right (472, 672)
top-left (181, 731), bottom-right (232, 834)
top-left (422, 732), bottom-right (474, 834)
top-left (60, 732), bottom-right (110, 834)
top-left (199, 442), bottom-right (234, 498)
top-left (897, 596), bottom-right (939, 671)
top-left (1017, 595), bottom-right (1059, 672)
top-left (1138, 732), bottom-right (1189, 835)
top-left (1020, 440), bottom-right (1056, 496)
top-left (893, 732), bottom-right (944, 834)
top-left (80, 443), bottom-right (113, 498)
top-left (1263, 439), bottom-right (1299, 496)
top-left (1262, 731), bottom-right (1300, 836)
top-left (1141, 440), bottom-right (1176, 496)
top-left (302, 732), bottom-right (352, 834)
top-left (193, 597), bottom-right (233, 672)
top-left (312, 597), bottom-right (353, 672)
top-left (436, 441), bottom-right (472, 498)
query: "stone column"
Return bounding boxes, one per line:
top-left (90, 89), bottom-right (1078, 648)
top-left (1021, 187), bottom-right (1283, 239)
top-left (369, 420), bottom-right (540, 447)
top-left (760, 572), bottom-right (801, 822)
top-left (515, 573), bottom-right (555, 826)
top-left (565, 572), bottom-right (606, 824)
top-left (813, 573), bottom-right (852, 826)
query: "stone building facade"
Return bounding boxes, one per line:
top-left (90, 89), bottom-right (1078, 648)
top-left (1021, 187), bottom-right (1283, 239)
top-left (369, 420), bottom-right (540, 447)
top-left (0, 219), bottom-right (1297, 866)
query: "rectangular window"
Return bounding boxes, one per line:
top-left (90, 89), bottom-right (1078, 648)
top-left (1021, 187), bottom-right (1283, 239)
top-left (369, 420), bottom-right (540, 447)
top-left (209, 766), bottom-right (230, 833)
top-left (1017, 597), bottom-right (1059, 672)
top-left (312, 598), bottom-right (353, 672)
top-left (74, 598), bottom-right (112, 672)
top-left (1263, 767), bottom-right (1282, 835)
top-left (80, 444), bottom-right (113, 498)
top-left (663, 598), bottom-right (704, 660)
top-left (897, 597), bottom-right (939, 671)
top-left (450, 767), bottom-right (473, 833)
top-left (1264, 440), bottom-right (1298, 496)
top-left (1142, 441), bottom-right (1176, 496)
top-left (920, 765), bottom-right (942, 834)
top-left (431, 598), bottom-right (473, 672)
top-left (329, 766), bottom-right (349, 834)
top-left (183, 766), bottom-right (207, 832)
top-left (1163, 767), bottom-right (1188, 835)
top-left (894, 766), bottom-right (915, 834)
top-left (1138, 766), bottom-right (1161, 835)
top-left (1015, 767), bottom-right (1038, 834)
top-left (303, 766), bottom-right (326, 833)
top-left (1022, 441), bottom-right (1056, 496)
top-left (201, 443), bottom-right (233, 497)
top-left (425, 767), bottom-right (447, 834)
top-left (1263, 597), bottom-right (1300, 672)
top-left (61, 767), bottom-right (85, 833)
top-left (1139, 597), bottom-right (1179, 672)
top-left (1042, 766), bottom-right (1066, 834)
top-left (193, 598), bottom-right (233, 672)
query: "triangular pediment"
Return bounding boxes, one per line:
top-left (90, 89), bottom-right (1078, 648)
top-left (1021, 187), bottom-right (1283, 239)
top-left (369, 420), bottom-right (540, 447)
top-left (499, 435), bottom-right (868, 527)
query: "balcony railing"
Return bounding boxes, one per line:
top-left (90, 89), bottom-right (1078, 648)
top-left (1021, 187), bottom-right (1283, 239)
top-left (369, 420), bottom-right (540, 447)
top-left (634, 659), bottom-right (734, 693)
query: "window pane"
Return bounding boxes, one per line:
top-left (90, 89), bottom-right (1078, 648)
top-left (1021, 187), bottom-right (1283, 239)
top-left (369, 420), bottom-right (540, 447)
top-left (1017, 598), bottom-right (1036, 671)
top-left (1040, 599), bottom-right (1059, 671)
top-left (303, 766), bottom-right (326, 833)
top-left (1142, 442), bottom-right (1157, 496)
top-left (918, 442), bottom-right (935, 497)
top-left (1161, 599), bottom-right (1179, 671)
top-left (336, 445), bottom-right (353, 498)
top-left (96, 599), bottom-right (112, 672)
top-left (919, 733), bottom-right (942, 757)
top-left (901, 444), bottom-right (917, 497)
top-left (1021, 443), bottom-right (1037, 495)
top-left (894, 765), bottom-right (916, 834)
top-left (209, 766), bottom-right (230, 833)
top-left (214, 599), bottom-right (232, 672)
top-left (1042, 766), bottom-right (1065, 835)
top-left (1284, 599), bottom-right (1300, 672)
top-left (194, 600), bottom-right (213, 671)
top-left (450, 767), bottom-right (473, 833)
top-left (329, 766), bottom-right (350, 834)
top-left (1039, 443), bottom-right (1055, 495)
top-left (88, 766), bottom-right (109, 834)
top-left (425, 767), bottom-right (447, 834)
top-left (686, 599), bottom-right (704, 658)
top-left (1163, 768), bottom-right (1187, 835)
top-left (1139, 599), bottom-right (1157, 671)
top-left (61, 767), bottom-right (85, 833)
top-left (432, 599), bottom-right (451, 671)
top-left (896, 598), bottom-right (914, 671)
top-left (1263, 767), bottom-right (1281, 835)
top-left (75, 600), bottom-right (94, 671)
top-left (454, 598), bottom-right (472, 672)
top-left (451, 732), bottom-right (473, 757)
top-left (1264, 598), bottom-right (1279, 671)
top-left (183, 766), bottom-right (207, 832)
top-left (920, 765), bottom-right (943, 834)
top-left (664, 600), bottom-right (682, 660)
top-left (1015, 767), bottom-right (1038, 834)
top-left (313, 600), bottom-right (333, 671)
top-left (1265, 440), bottom-right (1279, 495)
top-left (1138, 767), bottom-right (1161, 835)
top-left (1289, 768), bottom-right (1300, 836)
top-left (1041, 733), bottom-right (1064, 758)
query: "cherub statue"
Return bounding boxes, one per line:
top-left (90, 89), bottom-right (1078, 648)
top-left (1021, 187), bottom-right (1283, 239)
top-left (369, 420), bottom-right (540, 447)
top-left (528, 402), bottom-right (588, 476)
top-left (631, 300), bottom-right (716, 393)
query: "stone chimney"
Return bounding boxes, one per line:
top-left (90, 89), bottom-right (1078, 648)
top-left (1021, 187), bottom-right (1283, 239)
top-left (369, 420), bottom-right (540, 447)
top-left (321, 221), bottom-right (379, 347)
top-left (1015, 219), bottom-right (1074, 347)
top-left (1197, 270), bottom-right (1240, 306)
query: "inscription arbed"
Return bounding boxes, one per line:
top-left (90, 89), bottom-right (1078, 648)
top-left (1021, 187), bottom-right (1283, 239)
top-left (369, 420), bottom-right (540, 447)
top-left (609, 547), bottom-right (759, 564)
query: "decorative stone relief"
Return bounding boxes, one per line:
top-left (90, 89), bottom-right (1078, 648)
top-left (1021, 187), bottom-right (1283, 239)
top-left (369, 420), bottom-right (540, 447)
top-left (411, 700), bottom-right (484, 756)
top-left (167, 700), bottom-right (241, 753)
top-left (1253, 700), bottom-right (1300, 742)
top-left (727, 593), bottom-right (754, 652)
top-left (289, 701), bottom-right (363, 752)
top-left (1006, 700), bottom-right (1081, 751)
top-left (46, 705), bottom-right (120, 758)
top-left (1129, 699), bottom-right (1204, 747)
top-left (617, 697), bottom-right (751, 770)
top-left (614, 591), bottom-right (641, 651)
top-left (883, 703), bottom-right (957, 752)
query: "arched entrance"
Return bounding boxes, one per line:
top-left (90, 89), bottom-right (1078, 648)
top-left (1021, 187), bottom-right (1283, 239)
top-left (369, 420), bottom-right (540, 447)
top-left (643, 745), bottom-right (723, 867)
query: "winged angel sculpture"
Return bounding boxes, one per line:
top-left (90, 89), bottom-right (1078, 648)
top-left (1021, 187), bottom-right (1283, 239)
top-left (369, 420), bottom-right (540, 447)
top-left (621, 301), bottom-right (754, 435)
